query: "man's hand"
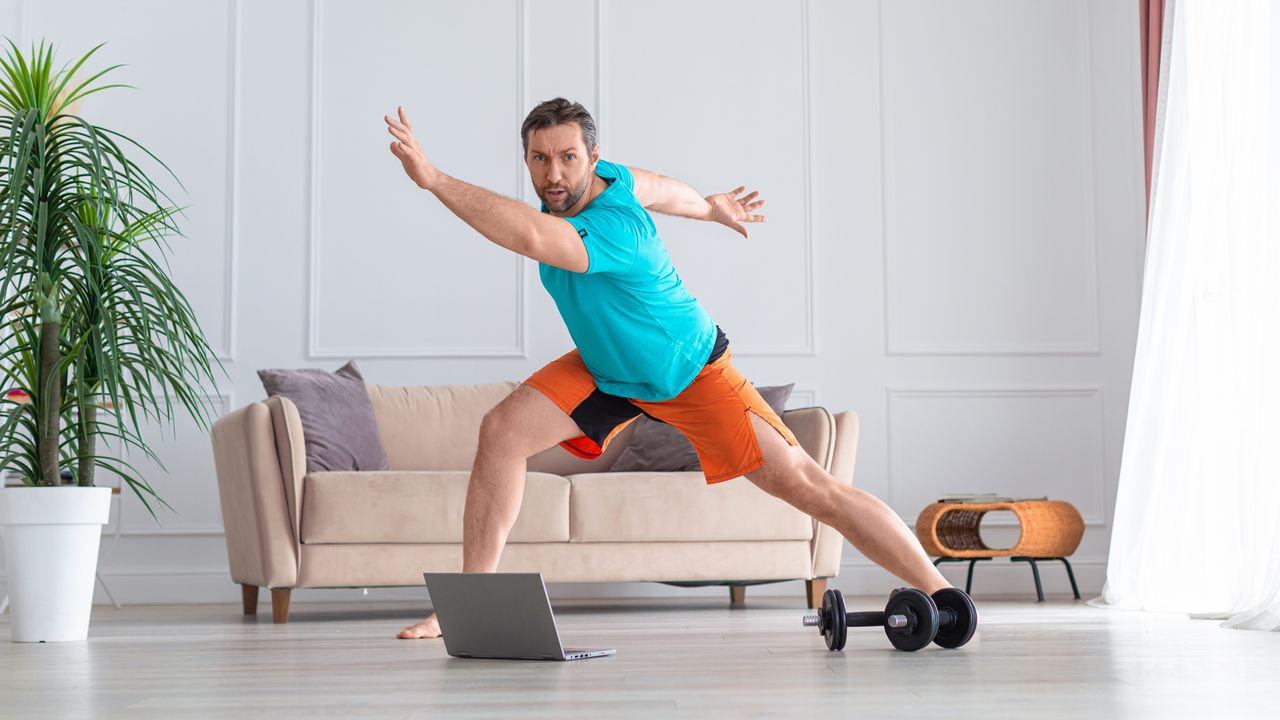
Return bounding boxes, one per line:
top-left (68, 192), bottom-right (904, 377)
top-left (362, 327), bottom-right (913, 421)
top-left (385, 106), bottom-right (439, 190)
top-left (705, 186), bottom-right (767, 238)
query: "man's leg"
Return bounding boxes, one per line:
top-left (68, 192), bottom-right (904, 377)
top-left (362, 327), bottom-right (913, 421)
top-left (741, 413), bottom-right (951, 595)
top-left (398, 384), bottom-right (584, 639)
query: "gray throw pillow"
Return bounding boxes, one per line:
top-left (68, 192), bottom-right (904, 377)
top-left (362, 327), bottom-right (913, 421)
top-left (609, 383), bottom-right (795, 473)
top-left (257, 360), bottom-right (388, 474)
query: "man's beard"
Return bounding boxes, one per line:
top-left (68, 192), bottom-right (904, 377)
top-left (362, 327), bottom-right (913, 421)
top-left (539, 172), bottom-right (591, 213)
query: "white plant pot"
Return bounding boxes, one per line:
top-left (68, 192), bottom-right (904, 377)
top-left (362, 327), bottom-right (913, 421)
top-left (0, 486), bottom-right (112, 642)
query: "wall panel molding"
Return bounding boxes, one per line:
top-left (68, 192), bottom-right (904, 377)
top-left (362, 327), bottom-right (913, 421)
top-left (17, 0), bottom-right (242, 361)
top-left (788, 387), bottom-right (817, 409)
top-left (879, 0), bottom-right (1102, 357)
top-left (114, 392), bottom-right (234, 536)
top-left (737, 0), bottom-right (816, 357)
top-left (18, 0), bottom-right (29, 60)
top-left (594, 0), bottom-right (606, 147)
top-left (595, 0), bottom-right (815, 358)
top-left (885, 386), bottom-right (1108, 527)
top-left (305, 0), bottom-right (528, 359)
top-left (218, 0), bottom-right (242, 362)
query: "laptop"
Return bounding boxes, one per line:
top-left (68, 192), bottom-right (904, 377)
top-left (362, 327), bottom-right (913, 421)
top-left (423, 572), bottom-right (615, 661)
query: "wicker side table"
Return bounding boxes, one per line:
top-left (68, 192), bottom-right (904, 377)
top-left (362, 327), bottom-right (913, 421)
top-left (915, 500), bottom-right (1085, 602)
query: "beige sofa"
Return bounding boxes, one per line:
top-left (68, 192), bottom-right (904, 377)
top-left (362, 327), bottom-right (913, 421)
top-left (211, 381), bottom-right (859, 622)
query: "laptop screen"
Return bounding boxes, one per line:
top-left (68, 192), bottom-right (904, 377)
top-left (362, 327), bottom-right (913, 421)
top-left (424, 572), bottom-right (567, 660)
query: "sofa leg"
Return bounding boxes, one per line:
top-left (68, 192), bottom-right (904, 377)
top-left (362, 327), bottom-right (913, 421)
top-left (271, 588), bottom-right (292, 624)
top-left (805, 578), bottom-right (828, 609)
top-left (241, 584), bottom-right (259, 616)
top-left (729, 585), bottom-right (746, 605)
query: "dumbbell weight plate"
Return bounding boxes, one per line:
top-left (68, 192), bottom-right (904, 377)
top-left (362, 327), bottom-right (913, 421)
top-left (822, 588), bottom-right (848, 651)
top-left (931, 588), bottom-right (977, 649)
top-left (882, 589), bottom-right (937, 652)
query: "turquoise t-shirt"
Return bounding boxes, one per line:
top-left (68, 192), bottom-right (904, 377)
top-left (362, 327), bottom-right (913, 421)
top-left (539, 160), bottom-right (716, 401)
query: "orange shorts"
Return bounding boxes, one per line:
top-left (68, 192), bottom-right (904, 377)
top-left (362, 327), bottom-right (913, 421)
top-left (523, 346), bottom-right (799, 484)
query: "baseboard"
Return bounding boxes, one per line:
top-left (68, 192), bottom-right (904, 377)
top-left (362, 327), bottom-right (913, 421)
top-left (0, 557), bottom-right (1107, 607)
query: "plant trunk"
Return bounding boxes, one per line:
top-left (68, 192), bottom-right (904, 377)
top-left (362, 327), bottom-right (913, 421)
top-left (38, 313), bottom-right (62, 486)
top-left (77, 398), bottom-right (97, 487)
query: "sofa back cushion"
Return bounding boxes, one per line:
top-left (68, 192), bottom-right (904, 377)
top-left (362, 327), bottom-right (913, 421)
top-left (367, 382), bottom-right (516, 471)
top-left (362, 381), bottom-right (836, 476)
top-left (366, 380), bottom-right (637, 473)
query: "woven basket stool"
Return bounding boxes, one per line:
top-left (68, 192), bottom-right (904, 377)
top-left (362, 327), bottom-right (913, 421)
top-left (915, 500), bottom-right (1085, 602)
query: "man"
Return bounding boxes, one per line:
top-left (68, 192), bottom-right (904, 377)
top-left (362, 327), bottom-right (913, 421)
top-left (385, 98), bottom-right (957, 640)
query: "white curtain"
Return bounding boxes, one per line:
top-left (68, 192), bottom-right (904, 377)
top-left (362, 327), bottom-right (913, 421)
top-left (1094, 0), bottom-right (1280, 630)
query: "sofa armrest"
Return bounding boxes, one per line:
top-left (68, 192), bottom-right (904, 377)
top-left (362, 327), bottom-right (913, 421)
top-left (782, 407), bottom-right (837, 471)
top-left (262, 395), bottom-right (307, 541)
top-left (811, 410), bottom-right (860, 578)
top-left (211, 402), bottom-right (299, 588)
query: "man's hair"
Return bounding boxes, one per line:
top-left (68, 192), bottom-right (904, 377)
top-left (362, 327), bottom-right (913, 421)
top-left (520, 98), bottom-right (598, 154)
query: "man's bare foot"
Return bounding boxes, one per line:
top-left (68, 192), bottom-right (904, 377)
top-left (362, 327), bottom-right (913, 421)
top-left (397, 613), bottom-right (442, 639)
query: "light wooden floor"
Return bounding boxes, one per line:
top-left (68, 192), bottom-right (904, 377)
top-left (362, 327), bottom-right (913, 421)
top-left (1, 594), bottom-right (1276, 719)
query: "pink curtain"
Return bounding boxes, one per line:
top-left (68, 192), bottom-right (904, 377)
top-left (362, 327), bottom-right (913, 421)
top-left (1139, 0), bottom-right (1166, 208)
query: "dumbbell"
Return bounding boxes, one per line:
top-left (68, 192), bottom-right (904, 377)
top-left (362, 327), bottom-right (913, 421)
top-left (802, 587), bottom-right (977, 652)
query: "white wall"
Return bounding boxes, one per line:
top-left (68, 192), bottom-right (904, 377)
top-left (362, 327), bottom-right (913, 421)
top-left (0, 0), bottom-right (1145, 605)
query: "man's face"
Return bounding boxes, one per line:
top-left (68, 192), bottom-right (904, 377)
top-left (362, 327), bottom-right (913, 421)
top-left (525, 123), bottom-right (598, 215)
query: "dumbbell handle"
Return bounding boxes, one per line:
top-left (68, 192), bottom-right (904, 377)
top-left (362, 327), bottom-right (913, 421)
top-left (802, 612), bottom-right (909, 629)
top-left (938, 607), bottom-right (958, 629)
top-left (848, 611), bottom-right (909, 628)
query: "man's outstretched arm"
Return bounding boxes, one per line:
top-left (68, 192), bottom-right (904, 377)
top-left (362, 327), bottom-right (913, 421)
top-left (385, 107), bottom-right (590, 273)
top-left (629, 166), bottom-right (768, 238)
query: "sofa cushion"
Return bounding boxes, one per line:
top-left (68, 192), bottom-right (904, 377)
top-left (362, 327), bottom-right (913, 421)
top-left (301, 471), bottom-right (569, 543)
top-left (567, 472), bottom-right (814, 543)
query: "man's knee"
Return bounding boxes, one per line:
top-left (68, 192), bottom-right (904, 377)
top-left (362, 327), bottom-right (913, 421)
top-left (479, 401), bottom-right (535, 458)
top-left (747, 453), bottom-right (833, 513)
top-left (746, 450), bottom-right (810, 495)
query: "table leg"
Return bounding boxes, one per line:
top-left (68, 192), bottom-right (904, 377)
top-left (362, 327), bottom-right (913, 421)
top-left (1012, 557), bottom-right (1046, 602)
top-left (1058, 557), bottom-right (1081, 599)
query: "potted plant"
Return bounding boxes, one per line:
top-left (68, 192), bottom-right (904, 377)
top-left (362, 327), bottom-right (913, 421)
top-left (0, 39), bottom-right (221, 642)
